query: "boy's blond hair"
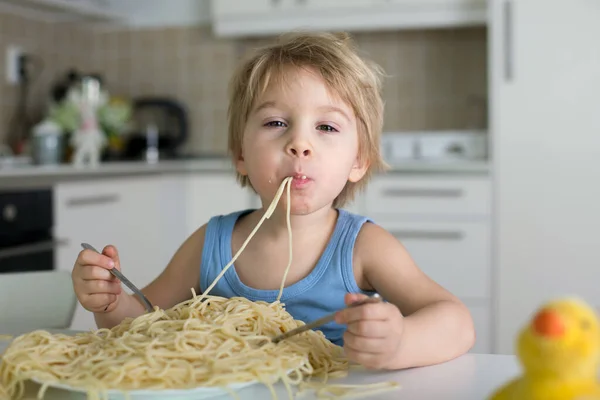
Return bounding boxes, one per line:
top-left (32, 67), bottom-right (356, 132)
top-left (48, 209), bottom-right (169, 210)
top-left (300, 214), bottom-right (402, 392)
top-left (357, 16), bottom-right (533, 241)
top-left (227, 31), bottom-right (387, 207)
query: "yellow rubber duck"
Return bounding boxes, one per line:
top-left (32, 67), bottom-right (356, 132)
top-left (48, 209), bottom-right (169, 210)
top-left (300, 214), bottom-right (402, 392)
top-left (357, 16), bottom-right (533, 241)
top-left (490, 298), bottom-right (600, 400)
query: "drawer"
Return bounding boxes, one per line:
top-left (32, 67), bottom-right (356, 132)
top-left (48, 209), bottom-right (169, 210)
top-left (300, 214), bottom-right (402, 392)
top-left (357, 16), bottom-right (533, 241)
top-left (54, 176), bottom-right (159, 221)
top-left (466, 302), bottom-right (492, 354)
top-left (365, 176), bottom-right (491, 217)
top-left (378, 220), bottom-right (491, 299)
top-left (53, 176), bottom-right (162, 275)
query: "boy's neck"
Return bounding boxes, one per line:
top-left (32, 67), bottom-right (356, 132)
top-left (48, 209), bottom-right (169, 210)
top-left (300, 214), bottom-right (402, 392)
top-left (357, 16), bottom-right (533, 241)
top-left (256, 205), bottom-right (337, 238)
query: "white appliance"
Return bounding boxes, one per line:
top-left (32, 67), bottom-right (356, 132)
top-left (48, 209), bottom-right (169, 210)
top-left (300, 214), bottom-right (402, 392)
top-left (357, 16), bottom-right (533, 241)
top-left (381, 130), bottom-right (488, 164)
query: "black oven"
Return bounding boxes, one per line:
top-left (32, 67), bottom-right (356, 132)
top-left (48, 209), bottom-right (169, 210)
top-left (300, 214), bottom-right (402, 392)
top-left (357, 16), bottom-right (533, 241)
top-left (0, 189), bottom-right (60, 273)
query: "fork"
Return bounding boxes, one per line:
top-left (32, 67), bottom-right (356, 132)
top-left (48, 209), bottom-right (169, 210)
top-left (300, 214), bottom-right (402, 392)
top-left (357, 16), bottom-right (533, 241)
top-left (80, 243), bottom-right (154, 313)
top-left (271, 293), bottom-right (382, 343)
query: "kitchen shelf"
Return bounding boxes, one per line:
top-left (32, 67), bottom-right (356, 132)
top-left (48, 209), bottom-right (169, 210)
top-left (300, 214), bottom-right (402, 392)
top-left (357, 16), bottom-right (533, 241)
top-left (0, 0), bottom-right (125, 22)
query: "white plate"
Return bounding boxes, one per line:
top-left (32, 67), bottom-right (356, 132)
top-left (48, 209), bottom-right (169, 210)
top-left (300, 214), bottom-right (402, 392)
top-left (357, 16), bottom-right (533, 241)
top-left (31, 378), bottom-right (259, 399)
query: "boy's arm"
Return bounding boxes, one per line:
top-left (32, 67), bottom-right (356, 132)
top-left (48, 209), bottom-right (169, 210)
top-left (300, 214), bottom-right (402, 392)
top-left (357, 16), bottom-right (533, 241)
top-left (349, 222), bottom-right (475, 369)
top-left (94, 224), bottom-right (207, 329)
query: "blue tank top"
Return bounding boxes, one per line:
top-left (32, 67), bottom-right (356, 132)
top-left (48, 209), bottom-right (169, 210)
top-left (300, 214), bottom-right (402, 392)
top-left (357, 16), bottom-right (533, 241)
top-left (199, 208), bottom-right (374, 346)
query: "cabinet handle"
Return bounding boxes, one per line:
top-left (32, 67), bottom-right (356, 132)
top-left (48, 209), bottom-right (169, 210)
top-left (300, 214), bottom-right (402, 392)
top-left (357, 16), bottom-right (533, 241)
top-left (503, 0), bottom-right (514, 81)
top-left (390, 230), bottom-right (463, 241)
top-left (0, 238), bottom-right (68, 260)
top-left (66, 194), bottom-right (119, 207)
top-left (382, 188), bottom-right (463, 198)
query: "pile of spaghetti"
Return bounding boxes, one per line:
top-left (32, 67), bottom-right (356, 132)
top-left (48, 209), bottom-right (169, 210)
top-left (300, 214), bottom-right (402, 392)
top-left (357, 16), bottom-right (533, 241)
top-left (0, 177), bottom-right (398, 399)
top-left (0, 293), bottom-right (356, 399)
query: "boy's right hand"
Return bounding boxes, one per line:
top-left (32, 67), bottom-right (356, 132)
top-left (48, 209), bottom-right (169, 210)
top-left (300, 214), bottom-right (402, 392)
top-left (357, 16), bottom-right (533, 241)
top-left (71, 245), bottom-right (123, 313)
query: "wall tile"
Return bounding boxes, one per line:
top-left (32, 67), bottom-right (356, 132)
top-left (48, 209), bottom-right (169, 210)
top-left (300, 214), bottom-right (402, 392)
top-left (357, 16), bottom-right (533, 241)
top-left (0, 11), bottom-right (487, 154)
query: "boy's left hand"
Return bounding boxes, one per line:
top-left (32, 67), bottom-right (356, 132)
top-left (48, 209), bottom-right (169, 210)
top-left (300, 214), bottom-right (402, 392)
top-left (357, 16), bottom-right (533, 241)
top-left (335, 293), bottom-right (404, 370)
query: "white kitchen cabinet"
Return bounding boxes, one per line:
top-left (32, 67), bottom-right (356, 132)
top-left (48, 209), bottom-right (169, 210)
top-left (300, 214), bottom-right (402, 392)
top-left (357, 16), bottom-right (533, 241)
top-left (467, 301), bottom-right (491, 354)
top-left (490, 0), bottom-right (600, 354)
top-left (364, 175), bottom-right (490, 219)
top-left (211, 0), bottom-right (277, 16)
top-left (157, 174), bottom-right (189, 268)
top-left (211, 0), bottom-right (486, 37)
top-left (54, 175), bottom-right (163, 331)
top-left (101, 0), bottom-right (211, 27)
top-left (380, 220), bottom-right (490, 300)
top-left (0, 0), bottom-right (213, 26)
top-left (0, 0), bottom-right (125, 22)
top-left (211, 0), bottom-right (374, 18)
top-left (360, 173), bottom-right (492, 353)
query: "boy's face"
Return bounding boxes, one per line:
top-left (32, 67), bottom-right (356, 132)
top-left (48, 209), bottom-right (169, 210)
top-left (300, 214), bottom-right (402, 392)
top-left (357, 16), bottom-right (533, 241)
top-left (237, 66), bottom-right (367, 215)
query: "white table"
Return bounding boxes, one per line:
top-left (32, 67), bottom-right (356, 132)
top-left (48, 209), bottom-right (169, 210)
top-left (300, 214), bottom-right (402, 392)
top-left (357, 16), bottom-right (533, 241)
top-left (0, 330), bottom-right (521, 400)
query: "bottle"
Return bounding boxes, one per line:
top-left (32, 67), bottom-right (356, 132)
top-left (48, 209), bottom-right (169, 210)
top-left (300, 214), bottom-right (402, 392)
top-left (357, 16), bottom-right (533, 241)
top-left (145, 123), bottom-right (159, 164)
top-left (31, 118), bottom-right (64, 165)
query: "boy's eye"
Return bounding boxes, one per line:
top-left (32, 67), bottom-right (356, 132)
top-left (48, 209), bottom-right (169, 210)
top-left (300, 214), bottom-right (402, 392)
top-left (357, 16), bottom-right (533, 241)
top-left (265, 121), bottom-right (286, 128)
top-left (317, 124), bottom-right (337, 133)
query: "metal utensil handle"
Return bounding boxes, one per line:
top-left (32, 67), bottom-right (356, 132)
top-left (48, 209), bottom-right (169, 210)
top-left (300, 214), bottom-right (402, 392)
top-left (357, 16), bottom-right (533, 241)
top-left (108, 268), bottom-right (154, 312)
top-left (272, 293), bottom-right (381, 343)
top-left (80, 243), bottom-right (154, 313)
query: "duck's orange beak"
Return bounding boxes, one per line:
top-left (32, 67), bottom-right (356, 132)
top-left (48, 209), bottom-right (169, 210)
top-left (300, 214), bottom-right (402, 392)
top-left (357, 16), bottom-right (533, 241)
top-left (532, 309), bottom-right (565, 338)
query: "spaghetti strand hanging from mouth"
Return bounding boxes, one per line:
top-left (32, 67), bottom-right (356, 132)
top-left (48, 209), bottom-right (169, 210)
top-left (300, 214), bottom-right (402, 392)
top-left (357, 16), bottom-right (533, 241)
top-left (200, 176), bottom-right (293, 301)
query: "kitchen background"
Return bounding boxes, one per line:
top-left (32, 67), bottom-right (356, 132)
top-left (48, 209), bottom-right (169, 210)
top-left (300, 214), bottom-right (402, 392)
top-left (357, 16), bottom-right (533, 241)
top-left (0, 4), bottom-right (487, 155)
top-left (0, 0), bottom-right (598, 360)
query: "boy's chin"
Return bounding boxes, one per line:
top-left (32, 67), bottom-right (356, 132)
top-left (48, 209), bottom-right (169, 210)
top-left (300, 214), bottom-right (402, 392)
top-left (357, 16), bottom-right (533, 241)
top-left (288, 200), bottom-right (337, 216)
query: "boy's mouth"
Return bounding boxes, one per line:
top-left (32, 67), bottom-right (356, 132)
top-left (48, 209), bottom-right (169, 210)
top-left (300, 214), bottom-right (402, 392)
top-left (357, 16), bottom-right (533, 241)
top-left (288, 174), bottom-right (311, 189)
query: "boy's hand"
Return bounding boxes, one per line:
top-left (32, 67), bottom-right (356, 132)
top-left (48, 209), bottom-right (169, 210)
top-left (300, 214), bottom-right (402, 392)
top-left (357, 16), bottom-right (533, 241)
top-left (71, 245), bottom-right (123, 313)
top-left (335, 293), bottom-right (404, 370)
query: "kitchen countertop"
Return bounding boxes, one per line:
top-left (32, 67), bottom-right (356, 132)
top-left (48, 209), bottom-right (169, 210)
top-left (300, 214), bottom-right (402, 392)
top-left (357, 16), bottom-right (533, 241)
top-left (0, 331), bottom-right (519, 400)
top-left (0, 158), bottom-right (490, 190)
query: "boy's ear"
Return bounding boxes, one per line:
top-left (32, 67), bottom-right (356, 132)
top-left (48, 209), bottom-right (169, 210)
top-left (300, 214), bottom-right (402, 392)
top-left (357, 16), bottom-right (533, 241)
top-left (348, 156), bottom-right (369, 183)
top-left (235, 151), bottom-right (248, 176)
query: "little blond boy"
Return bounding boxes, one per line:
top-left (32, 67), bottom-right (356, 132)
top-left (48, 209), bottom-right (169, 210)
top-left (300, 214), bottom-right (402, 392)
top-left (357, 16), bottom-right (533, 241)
top-left (72, 31), bottom-right (475, 370)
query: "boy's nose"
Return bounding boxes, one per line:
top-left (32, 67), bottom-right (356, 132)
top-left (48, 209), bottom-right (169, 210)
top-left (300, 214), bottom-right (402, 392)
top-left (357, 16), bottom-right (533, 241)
top-left (286, 136), bottom-right (312, 158)
top-left (288, 146), bottom-right (311, 157)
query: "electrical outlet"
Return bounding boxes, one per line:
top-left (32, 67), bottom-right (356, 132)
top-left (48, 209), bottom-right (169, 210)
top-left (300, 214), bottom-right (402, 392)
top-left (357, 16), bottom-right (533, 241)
top-left (6, 45), bottom-right (23, 85)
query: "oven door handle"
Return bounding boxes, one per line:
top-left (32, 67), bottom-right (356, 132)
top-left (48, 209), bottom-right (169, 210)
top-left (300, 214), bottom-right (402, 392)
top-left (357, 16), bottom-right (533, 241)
top-left (0, 239), bottom-right (68, 260)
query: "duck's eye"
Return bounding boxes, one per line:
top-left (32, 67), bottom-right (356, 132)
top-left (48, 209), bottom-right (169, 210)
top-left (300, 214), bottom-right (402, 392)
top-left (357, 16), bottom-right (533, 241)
top-left (581, 320), bottom-right (591, 330)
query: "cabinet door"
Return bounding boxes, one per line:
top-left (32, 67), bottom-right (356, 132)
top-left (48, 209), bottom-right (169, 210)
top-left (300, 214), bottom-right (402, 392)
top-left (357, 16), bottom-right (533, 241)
top-left (383, 0), bottom-right (484, 5)
top-left (379, 220), bottom-right (490, 299)
top-left (55, 180), bottom-right (125, 274)
top-left (365, 176), bottom-right (491, 218)
top-left (302, 0), bottom-right (371, 12)
top-left (467, 302), bottom-right (491, 354)
top-left (54, 176), bottom-right (163, 331)
top-left (491, 0), bottom-right (600, 354)
top-left (213, 0), bottom-right (370, 16)
top-left (157, 174), bottom-right (189, 269)
top-left (212, 0), bottom-right (485, 37)
top-left (211, 0), bottom-right (274, 17)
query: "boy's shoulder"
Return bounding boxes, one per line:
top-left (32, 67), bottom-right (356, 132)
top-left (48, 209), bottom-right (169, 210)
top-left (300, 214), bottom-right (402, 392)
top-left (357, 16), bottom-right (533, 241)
top-left (337, 207), bottom-right (378, 228)
top-left (335, 208), bottom-right (393, 247)
top-left (207, 209), bottom-right (256, 223)
top-left (350, 213), bottom-right (401, 260)
top-left (201, 209), bottom-right (257, 237)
